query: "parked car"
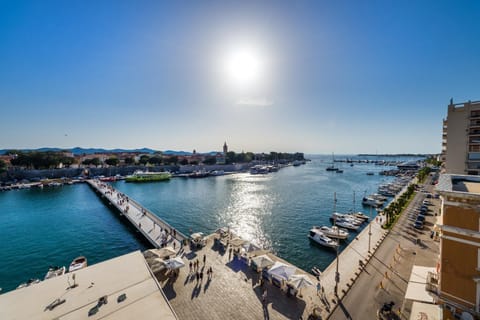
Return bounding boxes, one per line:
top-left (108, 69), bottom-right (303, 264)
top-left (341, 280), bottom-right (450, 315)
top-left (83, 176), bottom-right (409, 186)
top-left (414, 221), bottom-right (424, 229)
top-left (416, 215), bottom-right (426, 222)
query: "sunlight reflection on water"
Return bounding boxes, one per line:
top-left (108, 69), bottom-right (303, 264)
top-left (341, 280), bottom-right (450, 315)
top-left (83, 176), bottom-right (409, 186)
top-left (219, 173), bottom-right (275, 249)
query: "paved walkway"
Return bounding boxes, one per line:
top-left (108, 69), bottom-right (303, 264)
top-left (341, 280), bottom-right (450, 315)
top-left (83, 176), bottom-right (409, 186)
top-left (149, 233), bottom-right (324, 320)
top-left (87, 179), bottom-right (185, 251)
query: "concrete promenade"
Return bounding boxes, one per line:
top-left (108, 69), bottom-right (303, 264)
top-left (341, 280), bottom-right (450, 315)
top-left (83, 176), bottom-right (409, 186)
top-left (87, 179), bottom-right (186, 251)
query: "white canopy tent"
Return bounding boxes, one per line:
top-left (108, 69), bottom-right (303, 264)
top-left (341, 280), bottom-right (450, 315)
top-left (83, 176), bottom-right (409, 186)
top-left (267, 262), bottom-right (296, 281)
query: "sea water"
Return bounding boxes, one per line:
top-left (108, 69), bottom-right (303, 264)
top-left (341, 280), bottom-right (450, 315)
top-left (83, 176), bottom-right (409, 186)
top-left (0, 155), bottom-right (419, 293)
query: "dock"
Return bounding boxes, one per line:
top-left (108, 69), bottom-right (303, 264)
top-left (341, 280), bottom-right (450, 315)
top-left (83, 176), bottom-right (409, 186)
top-left (87, 179), bottom-right (186, 251)
top-left (0, 251), bottom-right (178, 320)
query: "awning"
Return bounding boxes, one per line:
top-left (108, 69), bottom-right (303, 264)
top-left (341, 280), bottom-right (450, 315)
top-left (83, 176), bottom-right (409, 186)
top-left (408, 301), bottom-right (441, 320)
top-left (405, 266), bottom-right (437, 303)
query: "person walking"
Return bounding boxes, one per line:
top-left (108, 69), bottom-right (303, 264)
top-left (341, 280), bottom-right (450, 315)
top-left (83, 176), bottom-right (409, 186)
top-left (203, 254), bottom-right (206, 265)
top-left (189, 261), bottom-right (192, 274)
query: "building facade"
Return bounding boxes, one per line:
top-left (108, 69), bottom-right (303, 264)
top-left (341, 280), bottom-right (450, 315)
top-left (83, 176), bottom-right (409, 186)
top-left (436, 174), bottom-right (480, 319)
top-left (443, 99), bottom-right (480, 175)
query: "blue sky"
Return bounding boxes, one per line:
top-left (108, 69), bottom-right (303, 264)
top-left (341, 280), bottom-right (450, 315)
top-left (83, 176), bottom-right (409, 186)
top-left (1, 1), bottom-right (479, 154)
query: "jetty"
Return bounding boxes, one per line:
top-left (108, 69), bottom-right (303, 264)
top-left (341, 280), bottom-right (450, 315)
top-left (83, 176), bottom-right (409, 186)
top-left (0, 251), bottom-right (178, 320)
top-left (87, 179), bottom-right (186, 251)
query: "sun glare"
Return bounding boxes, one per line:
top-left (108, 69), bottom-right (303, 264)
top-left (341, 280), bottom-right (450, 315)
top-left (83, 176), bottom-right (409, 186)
top-left (223, 46), bottom-right (264, 89)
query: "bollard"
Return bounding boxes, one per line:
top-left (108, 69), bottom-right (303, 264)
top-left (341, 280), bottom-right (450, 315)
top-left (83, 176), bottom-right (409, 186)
top-left (379, 280), bottom-right (384, 289)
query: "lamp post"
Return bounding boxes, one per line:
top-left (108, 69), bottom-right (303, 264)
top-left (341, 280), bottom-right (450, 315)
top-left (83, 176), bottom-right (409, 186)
top-left (368, 205), bottom-right (372, 253)
top-left (333, 192), bottom-right (340, 297)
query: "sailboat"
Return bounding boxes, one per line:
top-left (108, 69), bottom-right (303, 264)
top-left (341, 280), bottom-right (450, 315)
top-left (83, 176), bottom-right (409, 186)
top-left (326, 153), bottom-right (339, 171)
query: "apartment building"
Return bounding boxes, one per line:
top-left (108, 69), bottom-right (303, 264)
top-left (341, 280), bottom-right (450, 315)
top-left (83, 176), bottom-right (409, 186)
top-left (443, 99), bottom-right (480, 175)
top-left (436, 174), bottom-right (480, 319)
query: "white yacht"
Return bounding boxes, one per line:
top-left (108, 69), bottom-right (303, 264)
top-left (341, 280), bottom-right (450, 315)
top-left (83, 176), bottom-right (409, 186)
top-left (362, 197), bottom-right (383, 208)
top-left (349, 211), bottom-right (369, 221)
top-left (313, 226), bottom-right (349, 239)
top-left (308, 228), bottom-right (339, 248)
top-left (331, 212), bottom-right (363, 226)
top-left (334, 219), bottom-right (360, 231)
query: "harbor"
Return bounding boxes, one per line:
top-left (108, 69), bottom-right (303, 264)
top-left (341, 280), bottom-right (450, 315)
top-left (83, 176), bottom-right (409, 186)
top-left (0, 156), bottom-right (424, 319)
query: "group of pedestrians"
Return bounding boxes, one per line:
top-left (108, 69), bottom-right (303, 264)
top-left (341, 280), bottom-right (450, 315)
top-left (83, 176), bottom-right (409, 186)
top-left (188, 254), bottom-right (214, 283)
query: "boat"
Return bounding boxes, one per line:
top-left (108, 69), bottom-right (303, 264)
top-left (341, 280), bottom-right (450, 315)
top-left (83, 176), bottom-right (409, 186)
top-left (210, 170), bottom-right (225, 176)
top-left (250, 165), bottom-right (269, 174)
top-left (366, 172), bottom-right (374, 176)
top-left (68, 256), bottom-right (87, 272)
top-left (362, 197), bottom-right (383, 208)
top-left (308, 228), bottom-right (338, 248)
top-left (188, 170), bottom-right (210, 178)
top-left (312, 267), bottom-right (322, 277)
top-left (350, 212), bottom-right (369, 221)
top-left (326, 153), bottom-right (339, 171)
top-left (125, 171), bottom-right (171, 182)
top-left (336, 169), bottom-right (344, 173)
top-left (334, 218), bottom-right (360, 230)
top-left (44, 266), bottom-right (66, 280)
top-left (292, 160), bottom-right (302, 166)
top-left (17, 279), bottom-right (41, 289)
top-left (313, 225), bottom-right (349, 239)
top-left (330, 212), bottom-right (363, 225)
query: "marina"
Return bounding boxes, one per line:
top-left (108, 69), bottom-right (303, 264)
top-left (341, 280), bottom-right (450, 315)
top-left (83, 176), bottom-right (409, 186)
top-left (2, 156), bottom-right (420, 302)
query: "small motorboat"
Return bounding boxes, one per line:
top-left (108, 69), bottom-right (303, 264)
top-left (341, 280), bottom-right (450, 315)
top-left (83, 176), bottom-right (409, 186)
top-left (69, 256), bottom-right (87, 272)
top-left (308, 228), bottom-right (338, 249)
top-left (17, 278), bottom-right (41, 289)
top-left (44, 266), bottom-right (66, 280)
top-left (313, 226), bottom-right (349, 240)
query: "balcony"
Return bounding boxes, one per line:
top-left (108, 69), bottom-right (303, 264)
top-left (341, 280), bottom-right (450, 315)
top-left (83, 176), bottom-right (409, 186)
top-left (471, 111), bottom-right (480, 119)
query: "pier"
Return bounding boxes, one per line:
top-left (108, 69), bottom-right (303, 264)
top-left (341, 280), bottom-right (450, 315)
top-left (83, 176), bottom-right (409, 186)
top-left (87, 179), bottom-right (186, 251)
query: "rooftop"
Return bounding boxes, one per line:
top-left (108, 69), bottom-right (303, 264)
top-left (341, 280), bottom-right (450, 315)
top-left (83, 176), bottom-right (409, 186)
top-left (0, 251), bottom-right (177, 320)
top-left (436, 174), bottom-right (480, 195)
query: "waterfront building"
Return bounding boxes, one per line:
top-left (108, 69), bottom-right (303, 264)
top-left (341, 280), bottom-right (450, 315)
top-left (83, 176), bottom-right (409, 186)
top-left (436, 174), bottom-right (480, 319)
top-left (442, 99), bottom-right (480, 175)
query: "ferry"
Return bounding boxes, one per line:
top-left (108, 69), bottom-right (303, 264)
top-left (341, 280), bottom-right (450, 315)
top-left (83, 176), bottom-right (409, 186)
top-left (308, 228), bottom-right (338, 249)
top-left (125, 170), bottom-right (171, 182)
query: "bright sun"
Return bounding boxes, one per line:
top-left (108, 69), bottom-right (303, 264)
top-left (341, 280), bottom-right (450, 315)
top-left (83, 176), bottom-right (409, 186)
top-left (222, 46), bottom-right (264, 89)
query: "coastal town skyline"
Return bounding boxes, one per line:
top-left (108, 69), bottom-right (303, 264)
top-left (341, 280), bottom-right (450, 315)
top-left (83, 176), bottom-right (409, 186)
top-left (1, 1), bottom-right (479, 153)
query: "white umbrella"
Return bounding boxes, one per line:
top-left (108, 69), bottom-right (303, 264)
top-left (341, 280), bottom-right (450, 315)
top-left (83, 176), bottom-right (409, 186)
top-left (164, 257), bottom-right (185, 270)
top-left (242, 241), bottom-right (261, 253)
top-left (251, 255), bottom-right (274, 269)
top-left (191, 232), bottom-right (204, 241)
top-left (230, 237), bottom-right (246, 247)
top-left (288, 274), bottom-right (314, 290)
top-left (268, 262), bottom-right (296, 281)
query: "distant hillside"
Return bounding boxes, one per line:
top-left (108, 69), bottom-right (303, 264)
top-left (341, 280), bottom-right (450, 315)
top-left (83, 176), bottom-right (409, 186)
top-left (0, 147), bottom-right (220, 156)
top-left (0, 147), bottom-right (158, 155)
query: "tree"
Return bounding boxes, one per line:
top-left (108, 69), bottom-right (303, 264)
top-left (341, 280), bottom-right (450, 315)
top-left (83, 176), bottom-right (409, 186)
top-left (226, 151), bottom-right (236, 164)
top-left (203, 156), bottom-right (216, 165)
top-left (90, 157), bottom-right (101, 166)
top-left (180, 158), bottom-right (188, 165)
top-left (105, 157), bottom-right (120, 166)
top-left (0, 159), bottom-right (6, 173)
top-left (124, 157), bottom-right (135, 165)
top-left (139, 155), bottom-right (150, 165)
top-left (149, 156), bottom-right (162, 165)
